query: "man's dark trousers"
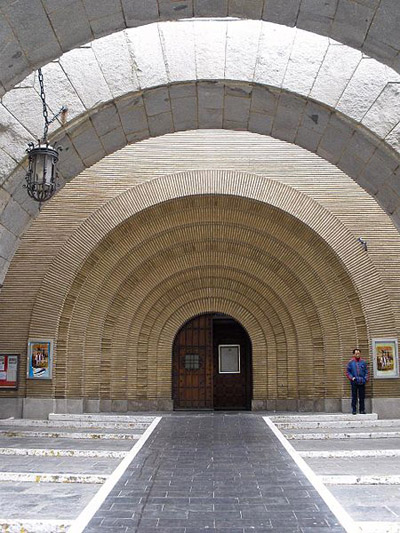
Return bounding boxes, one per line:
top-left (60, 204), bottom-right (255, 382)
top-left (351, 381), bottom-right (365, 413)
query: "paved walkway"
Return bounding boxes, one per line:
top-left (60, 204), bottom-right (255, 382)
top-left (84, 413), bottom-right (345, 532)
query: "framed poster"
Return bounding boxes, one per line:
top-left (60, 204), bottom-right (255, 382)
top-left (372, 338), bottom-right (399, 379)
top-left (27, 339), bottom-right (53, 380)
top-left (0, 354), bottom-right (19, 389)
top-left (219, 345), bottom-right (240, 373)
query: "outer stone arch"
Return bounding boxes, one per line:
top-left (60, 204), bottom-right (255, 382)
top-left (1, 0), bottom-right (399, 94)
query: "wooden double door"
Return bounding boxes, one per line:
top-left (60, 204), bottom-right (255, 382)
top-left (172, 314), bottom-right (252, 410)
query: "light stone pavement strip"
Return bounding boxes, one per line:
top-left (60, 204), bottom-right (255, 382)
top-left (273, 413), bottom-right (400, 532)
top-left (0, 418), bottom-right (150, 429)
top-left (0, 415), bottom-right (156, 532)
top-left (275, 419), bottom-right (400, 429)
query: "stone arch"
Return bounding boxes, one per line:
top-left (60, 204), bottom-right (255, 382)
top-left (1, 1), bottom-right (399, 94)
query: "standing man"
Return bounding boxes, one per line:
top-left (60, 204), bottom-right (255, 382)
top-left (346, 348), bottom-right (369, 414)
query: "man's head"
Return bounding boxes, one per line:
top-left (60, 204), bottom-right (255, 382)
top-left (353, 348), bottom-right (361, 360)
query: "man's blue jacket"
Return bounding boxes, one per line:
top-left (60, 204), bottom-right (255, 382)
top-left (346, 357), bottom-right (369, 385)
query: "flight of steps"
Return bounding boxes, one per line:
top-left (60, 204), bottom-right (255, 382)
top-left (268, 413), bottom-right (400, 533)
top-left (0, 413), bottom-right (157, 532)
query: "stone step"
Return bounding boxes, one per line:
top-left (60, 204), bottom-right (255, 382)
top-left (0, 471), bottom-right (107, 484)
top-left (358, 521), bottom-right (400, 532)
top-left (0, 519), bottom-right (73, 533)
top-left (1, 418), bottom-right (149, 430)
top-left (300, 449), bottom-right (400, 458)
top-left (285, 431), bottom-right (400, 440)
top-left (320, 474), bottom-right (400, 485)
top-left (48, 413), bottom-right (155, 423)
top-left (0, 429), bottom-right (141, 440)
top-left (269, 413), bottom-right (378, 423)
top-left (275, 419), bottom-right (398, 430)
top-left (0, 447), bottom-right (127, 458)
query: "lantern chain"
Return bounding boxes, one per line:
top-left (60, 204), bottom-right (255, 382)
top-left (38, 68), bottom-right (67, 141)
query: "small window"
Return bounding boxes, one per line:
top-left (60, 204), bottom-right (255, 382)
top-left (219, 345), bottom-right (240, 373)
top-left (184, 354), bottom-right (200, 370)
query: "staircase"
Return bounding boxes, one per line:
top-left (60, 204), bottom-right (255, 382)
top-left (0, 413), bottom-right (157, 532)
top-left (268, 413), bottom-right (400, 533)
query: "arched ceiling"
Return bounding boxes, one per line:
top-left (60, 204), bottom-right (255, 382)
top-left (0, 0), bottom-right (399, 94)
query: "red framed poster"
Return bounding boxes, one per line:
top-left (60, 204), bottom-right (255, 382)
top-left (0, 354), bottom-right (19, 389)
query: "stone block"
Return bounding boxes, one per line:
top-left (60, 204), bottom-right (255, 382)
top-left (262, 0), bottom-right (301, 26)
top-left (2, 87), bottom-right (46, 139)
top-left (37, 61), bottom-right (86, 124)
top-left (194, 0), bottom-right (228, 17)
top-left (100, 399), bottom-right (112, 412)
top-left (254, 22), bottom-right (295, 87)
top-left (298, 399), bottom-right (315, 412)
top-left (343, 130), bottom-right (379, 163)
top-left (23, 398), bottom-right (56, 419)
top-left (195, 20), bottom-right (227, 80)
top-left (169, 84), bottom-right (197, 99)
top-left (385, 122), bottom-right (400, 152)
top-left (311, 44), bottom-right (362, 107)
top-left (198, 107), bottom-right (223, 129)
top-left (0, 257), bottom-right (10, 286)
top-left (248, 112), bottom-right (273, 136)
top-left (84, 399), bottom-right (101, 413)
top-left (317, 114), bottom-right (354, 165)
top-left (337, 151), bottom-right (364, 181)
top-left (55, 398), bottom-right (84, 414)
top-left (159, 21), bottom-right (196, 82)
top-left (331, 0), bottom-right (375, 48)
top-left (0, 104), bottom-right (33, 162)
top-left (272, 93), bottom-right (306, 143)
top-left (60, 47), bottom-right (112, 110)
top-left (91, 103), bottom-right (121, 137)
top-left (376, 183), bottom-right (400, 215)
top-left (69, 122), bottom-right (105, 161)
top-left (226, 21), bottom-right (262, 82)
top-left (100, 127), bottom-right (127, 155)
top-left (224, 95), bottom-right (251, 125)
top-left (82, 149), bottom-right (108, 168)
top-left (229, 0), bottom-right (263, 18)
top-left (324, 398), bottom-right (341, 412)
top-left (83, 0), bottom-right (123, 20)
top-left (301, 101), bottom-right (331, 134)
top-left (198, 82), bottom-right (224, 109)
top-left (144, 87), bottom-right (171, 117)
top-left (365, 1), bottom-right (400, 52)
top-left (250, 86), bottom-right (279, 115)
top-left (148, 112), bottom-right (174, 137)
top-left (90, 9), bottom-right (126, 39)
top-left (2, 167), bottom-right (26, 198)
top-left (0, 150), bottom-right (17, 187)
top-left (126, 130), bottom-right (150, 144)
top-left (0, 197), bottom-right (32, 237)
top-left (116, 95), bottom-right (148, 135)
top-left (111, 400), bottom-right (128, 412)
top-left (46, 0), bottom-right (92, 51)
top-left (92, 31), bottom-right (139, 98)
top-left (122, 0), bottom-right (159, 27)
top-left (295, 126), bottom-right (322, 153)
top-left (0, 398), bottom-right (23, 419)
top-left (337, 58), bottom-right (399, 123)
top-left (56, 136), bottom-right (85, 181)
top-left (0, 225), bottom-right (19, 260)
top-left (371, 398), bottom-right (400, 419)
top-left (159, 0), bottom-right (194, 18)
top-left (2, 0), bottom-right (62, 64)
top-left (127, 24), bottom-right (168, 88)
top-left (0, 188), bottom-right (10, 213)
top-left (283, 30), bottom-right (329, 97)
top-left (363, 82), bottom-right (400, 138)
top-left (297, 0), bottom-right (337, 35)
top-left (127, 399), bottom-right (173, 411)
top-left (171, 96), bottom-right (198, 130)
top-left (0, 17), bottom-right (30, 93)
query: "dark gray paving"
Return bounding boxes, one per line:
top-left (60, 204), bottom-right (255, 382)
top-left (84, 413), bottom-right (345, 532)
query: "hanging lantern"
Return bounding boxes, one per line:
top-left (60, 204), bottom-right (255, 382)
top-left (25, 68), bottom-right (66, 204)
top-left (25, 141), bottom-right (61, 203)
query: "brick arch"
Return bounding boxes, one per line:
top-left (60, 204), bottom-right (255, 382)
top-left (30, 191), bottom-right (379, 406)
top-left (0, 2), bottom-right (398, 94)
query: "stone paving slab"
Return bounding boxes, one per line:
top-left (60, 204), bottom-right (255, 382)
top-left (329, 485), bottom-right (400, 522)
top-left (292, 437), bottom-right (400, 452)
top-left (0, 436), bottom-right (134, 451)
top-left (306, 457), bottom-right (400, 476)
top-left (82, 413), bottom-right (346, 532)
top-left (0, 455), bottom-right (120, 474)
top-left (0, 482), bottom-right (99, 520)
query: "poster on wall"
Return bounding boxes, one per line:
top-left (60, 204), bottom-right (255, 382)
top-left (0, 354), bottom-right (19, 389)
top-left (27, 339), bottom-right (53, 380)
top-left (372, 338), bottom-right (399, 379)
